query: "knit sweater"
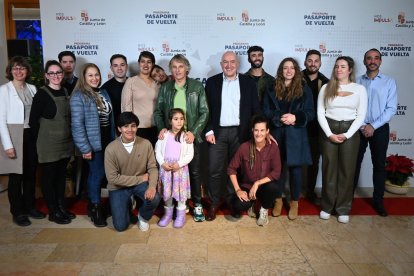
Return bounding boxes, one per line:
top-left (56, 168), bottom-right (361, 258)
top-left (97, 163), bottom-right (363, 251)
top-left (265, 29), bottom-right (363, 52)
top-left (104, 136), bottom-right (158, 191)
top-left (121, 75), bottom-right (159, 128)
top-left (317, 82), bottom-right (367, 139)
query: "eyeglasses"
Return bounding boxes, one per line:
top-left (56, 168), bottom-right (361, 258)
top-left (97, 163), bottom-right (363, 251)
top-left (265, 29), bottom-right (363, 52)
top-left (47, 71), bottom-right (64, 77)
top-left (12, 66), bottom-right (27, 72)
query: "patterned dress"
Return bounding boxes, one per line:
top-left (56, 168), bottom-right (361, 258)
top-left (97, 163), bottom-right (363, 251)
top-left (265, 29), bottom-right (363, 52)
top-left (158, 134), bottom-right (190, 202)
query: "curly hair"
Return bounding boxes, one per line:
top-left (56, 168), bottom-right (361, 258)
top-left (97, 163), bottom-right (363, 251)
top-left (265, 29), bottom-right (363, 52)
top-left (168, 54), bottom-right (191, 73)
top-left (274, 57), bottom-right (303, 101)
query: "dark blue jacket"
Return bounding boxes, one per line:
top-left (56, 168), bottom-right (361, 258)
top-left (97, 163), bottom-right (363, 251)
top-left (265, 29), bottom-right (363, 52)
top-left (263, 84), bottom-right (314, 166)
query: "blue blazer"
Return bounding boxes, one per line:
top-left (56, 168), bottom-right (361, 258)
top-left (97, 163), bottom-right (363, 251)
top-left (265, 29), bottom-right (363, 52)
top-left (70, 88), bottom-right (115, 154)
top-left (263, 83), bottom-right (314, 166)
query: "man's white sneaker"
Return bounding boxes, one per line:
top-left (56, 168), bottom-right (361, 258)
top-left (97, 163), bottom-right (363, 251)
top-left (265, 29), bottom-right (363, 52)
top-left (138, 215), bottom-right (150, 231)
top-left (338, 215), bottom-right (349, 224)
top-left (319, 210), bottom-right (331, 220)
top-left (256, 207), bottom-right (269, 226)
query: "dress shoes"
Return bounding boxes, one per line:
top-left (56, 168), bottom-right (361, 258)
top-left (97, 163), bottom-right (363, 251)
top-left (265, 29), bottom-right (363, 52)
top-left (49, 210), bottom-right (71, 224)
top-left (58, 200), bottom-right (76, 220)
top-left (13, 215), bottom-right (31, 227)
top-left (306, 192), bottom-right (321, 206)
top-left (58, 206), bottom-right (76, 220)
top-left (206, 206), bottom-right (218, 221)
top-left (28, 209), bottom-right (46, 219)
top-left (231, 209), bottom-right (241, 219)
top-left (373, 202), bottom-right (388, 217)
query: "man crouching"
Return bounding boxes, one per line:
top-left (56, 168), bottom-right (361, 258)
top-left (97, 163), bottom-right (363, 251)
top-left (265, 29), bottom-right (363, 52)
top-left (105, 112), bottom-right (160, 232)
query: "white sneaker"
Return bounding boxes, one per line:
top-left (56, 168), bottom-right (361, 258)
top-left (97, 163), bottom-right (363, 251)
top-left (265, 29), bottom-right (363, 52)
top-left (319, 210), bottom-right (331, 220)
top-left (138, 215), bottom-right (150, 231)
top-left (338, 215), bottom-right (349, 224)
top-left (256, 207), bottom-right (269, 226)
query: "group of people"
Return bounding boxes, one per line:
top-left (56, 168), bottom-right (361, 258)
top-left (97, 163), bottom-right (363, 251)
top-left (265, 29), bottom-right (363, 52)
top-left (0, 46), bottom-right (397, 231)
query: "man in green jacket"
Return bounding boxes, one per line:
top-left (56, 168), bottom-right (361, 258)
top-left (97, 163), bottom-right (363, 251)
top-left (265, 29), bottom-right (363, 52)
top-left (153, 54), bottom-right (209, 222)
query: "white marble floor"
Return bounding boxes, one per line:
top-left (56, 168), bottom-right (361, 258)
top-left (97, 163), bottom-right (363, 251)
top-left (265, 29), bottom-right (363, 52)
top-left (0, 185), bottom-right (413, 275)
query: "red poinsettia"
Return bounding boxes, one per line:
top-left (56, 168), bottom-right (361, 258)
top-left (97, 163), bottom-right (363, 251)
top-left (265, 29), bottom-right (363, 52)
top-left (385, 154), bottom-right (414, 186)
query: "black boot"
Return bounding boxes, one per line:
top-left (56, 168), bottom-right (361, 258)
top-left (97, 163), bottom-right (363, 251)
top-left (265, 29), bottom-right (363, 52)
top-left (90, 203), bottom-right (107, 227)
top-left (49, 209), bottom-right (71, 225)
top-left (87, 200), bottom-right (92, 217)
top-left (57, 199), bottom-right (76, 219)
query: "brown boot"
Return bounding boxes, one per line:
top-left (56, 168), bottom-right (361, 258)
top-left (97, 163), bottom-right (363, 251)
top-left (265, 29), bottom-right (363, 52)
top-left (288, 201), bottom-right (298, 220)
top-left (272, 198), bottom-right (283, 217)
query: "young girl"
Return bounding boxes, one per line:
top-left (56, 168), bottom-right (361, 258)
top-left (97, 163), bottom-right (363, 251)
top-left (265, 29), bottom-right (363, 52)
top-left (155, 108), bottom-right (194, 228)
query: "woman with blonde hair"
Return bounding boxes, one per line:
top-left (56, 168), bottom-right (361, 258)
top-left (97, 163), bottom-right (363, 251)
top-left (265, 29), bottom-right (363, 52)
top-left (70, 63), bottom-right (115, 227)
top-left (317, 56), bottom-right (367, 224)
top-left (263, 57), bottom-right (314, 220)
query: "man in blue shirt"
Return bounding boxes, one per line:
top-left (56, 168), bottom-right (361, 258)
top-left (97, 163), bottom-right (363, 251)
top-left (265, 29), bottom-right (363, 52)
top-left (204, 51), bottom-right (260, 221)
top-left (354, 48), bottom-right (398, 216)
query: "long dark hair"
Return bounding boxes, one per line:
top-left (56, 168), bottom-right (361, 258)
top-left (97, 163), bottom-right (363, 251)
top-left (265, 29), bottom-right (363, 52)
top-left (168, 108), bottom-right (186, 142)
top-left (274, 57), bottom-right (303, 101)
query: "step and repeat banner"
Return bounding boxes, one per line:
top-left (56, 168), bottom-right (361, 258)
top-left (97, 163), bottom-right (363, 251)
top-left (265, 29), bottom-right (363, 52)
top-left (40, 0), bottom-right (413, 187)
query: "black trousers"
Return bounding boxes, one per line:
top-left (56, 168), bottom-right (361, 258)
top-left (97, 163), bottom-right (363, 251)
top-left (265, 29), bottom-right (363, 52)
top-left (41, 157), bottom-right (70, 212)
top-left (8, 129), bottom-right (37, 216)
top-left (305, 134), bottom-right (320, 197)
top-left (188, 141), bottom-right (203, 204)
top-left (207, 127), bottom-right (240, 207)
top-left (354, 124), bottom-right (389, 203)
top-left (137, 127), bottom-right (158, 149)
top-left (231, 181), bottom-right (278, 212)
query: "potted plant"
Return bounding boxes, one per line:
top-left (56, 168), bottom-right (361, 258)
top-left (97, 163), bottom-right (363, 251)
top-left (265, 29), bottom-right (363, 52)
top-left (385, 154), bottom-right (414, 194)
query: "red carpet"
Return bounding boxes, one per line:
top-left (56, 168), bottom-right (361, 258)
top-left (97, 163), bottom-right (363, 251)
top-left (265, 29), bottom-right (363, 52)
top-left (36, 197), bottom-right (414, 216)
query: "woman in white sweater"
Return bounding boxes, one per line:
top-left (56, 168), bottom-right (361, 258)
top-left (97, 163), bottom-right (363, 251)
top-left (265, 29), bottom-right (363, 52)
top-left (317, 56), bottom-right (367, 224)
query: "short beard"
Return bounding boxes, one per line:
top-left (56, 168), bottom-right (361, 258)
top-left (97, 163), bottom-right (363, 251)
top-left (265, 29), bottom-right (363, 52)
top-left (250, 60), bottom-right (263, 69)
top-left (306, 68), bottom-right (318, 75)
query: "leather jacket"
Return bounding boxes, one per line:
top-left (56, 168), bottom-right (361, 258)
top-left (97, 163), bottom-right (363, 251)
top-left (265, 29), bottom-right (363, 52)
top-left (154, 77), bottom-right (209, 143)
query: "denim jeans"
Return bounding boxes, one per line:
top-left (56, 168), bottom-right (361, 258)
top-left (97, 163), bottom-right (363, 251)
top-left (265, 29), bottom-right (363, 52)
top-left (87, 150), bottom-right (105, 204)
top-left (275, 165), bottom-right (303, 201)
top-left (109, 182), bottom-right (161, 232)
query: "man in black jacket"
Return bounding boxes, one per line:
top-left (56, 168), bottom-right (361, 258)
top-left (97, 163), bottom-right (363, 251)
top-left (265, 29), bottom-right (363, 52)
top-left (302, 49), bottom-right (329, 204)
top-left (204, 51), bottom-right (260, 221)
